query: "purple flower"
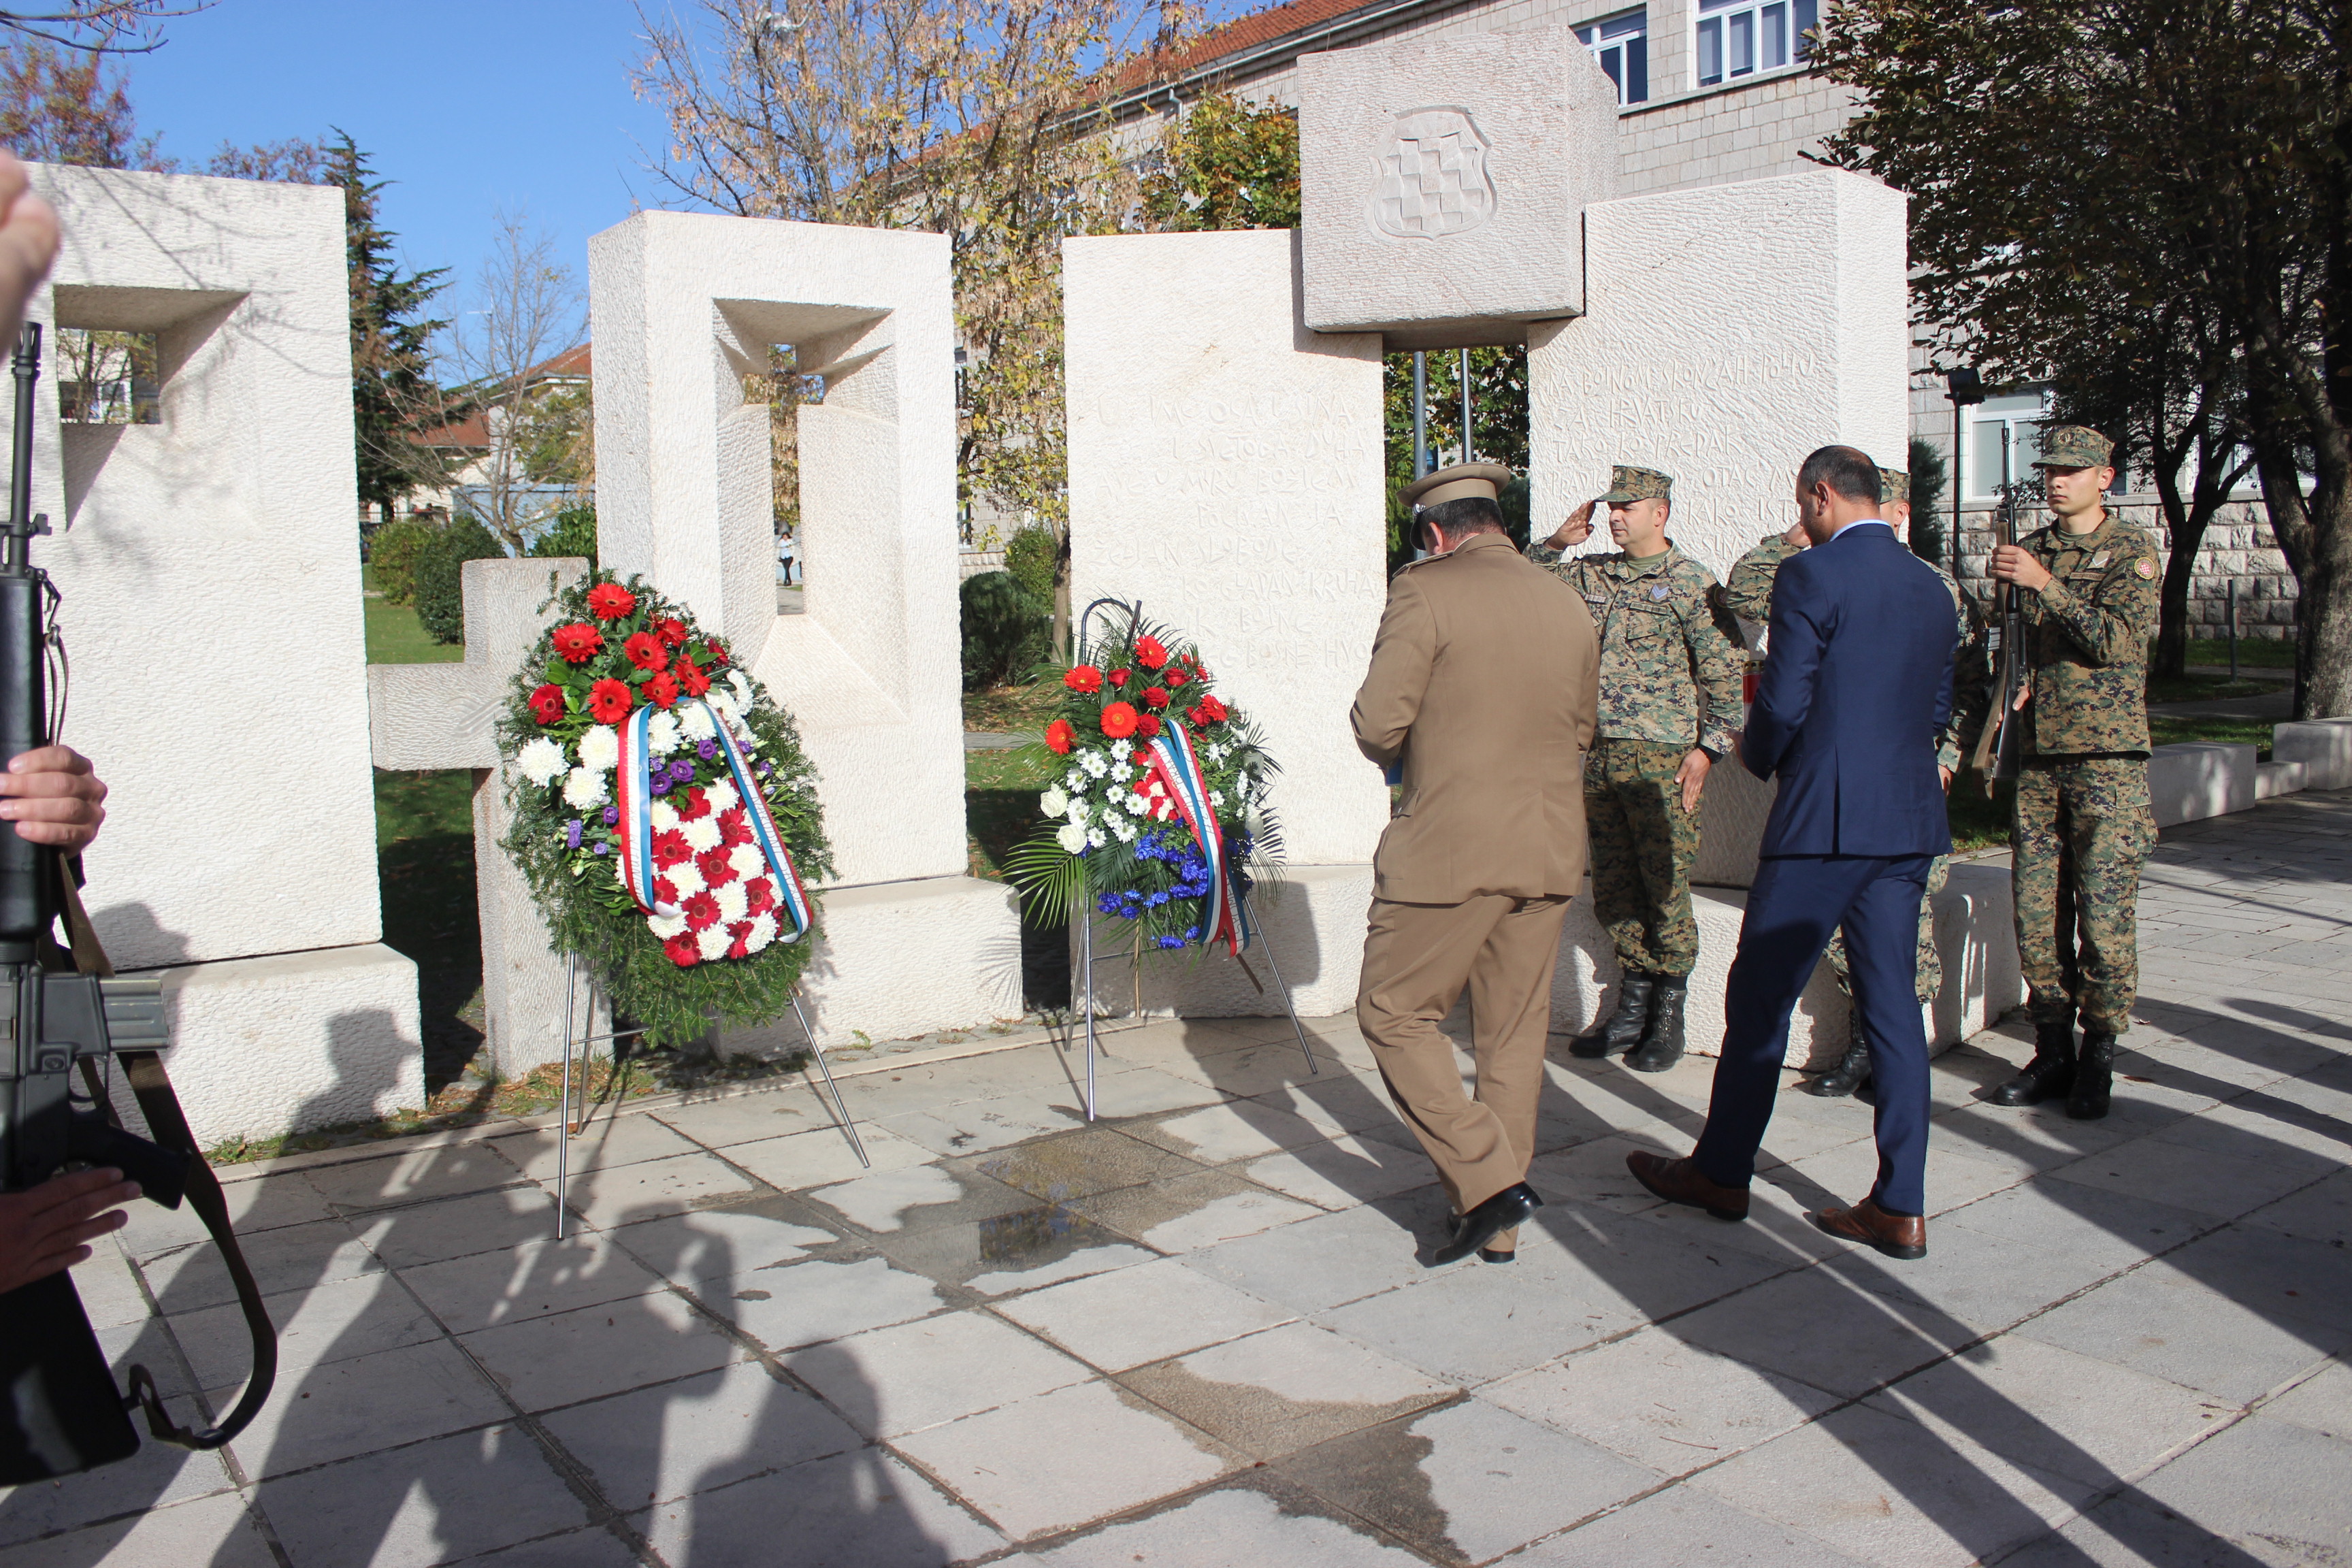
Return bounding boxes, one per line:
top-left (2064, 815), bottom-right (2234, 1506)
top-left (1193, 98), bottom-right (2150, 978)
top-left (651, 775), bottom-right (672, 796)
top-left (602, 806), bottom-right (619, 826)
top-left (696, 738), bottom-right (718, 761)
top-left (593, 843), bottom-right (610, 856)
top-left (668, 757), bottom-right (696, 783)
top-left (565, 819), bottom-right (583, 850)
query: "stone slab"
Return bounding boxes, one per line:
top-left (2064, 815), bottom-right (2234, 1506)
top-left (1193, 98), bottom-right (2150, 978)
top-left (538, 1360), bottom-right (862, 1509)
top-left (2149, 742), bottom-right (2256, 827)
top-left (2272, 718), bottom-right (2352, 791)
top-left (993, 1257), bottom-right (1297, 1372)
top-left (1297, 28), bottom-right (1620, 343)
top-left (783, 1309), bottom-right (1092, 1437)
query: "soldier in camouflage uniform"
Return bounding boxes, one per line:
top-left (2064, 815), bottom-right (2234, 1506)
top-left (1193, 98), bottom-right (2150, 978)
top-left (1535, 465), bottom-right (1746, 1073)
top-left (1983, 425), bottom-right (2157, 1122)
top-left (1720, 468), bottom-right (1982, 1097)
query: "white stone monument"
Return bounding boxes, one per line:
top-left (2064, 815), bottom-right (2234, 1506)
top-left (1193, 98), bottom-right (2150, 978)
top-left (1064, 228), bottom-right (1388, 1019)
top-left (589, 212), bottom-right (1021, 1049)
top-left (24, 165), bottom-right (421, 1142)
top-left (1298, 28), bottom-right (1620, 346)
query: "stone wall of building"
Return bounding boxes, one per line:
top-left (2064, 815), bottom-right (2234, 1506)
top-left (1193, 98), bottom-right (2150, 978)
top-left (1618, 67), bottom-right (1857, 196)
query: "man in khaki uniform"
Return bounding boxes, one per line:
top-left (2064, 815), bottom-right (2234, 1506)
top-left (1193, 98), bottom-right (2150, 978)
top-left (1353, 463), bottom-right (1600, 1267)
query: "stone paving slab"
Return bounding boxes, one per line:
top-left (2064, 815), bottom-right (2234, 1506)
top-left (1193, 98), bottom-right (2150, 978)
top-left (2, 789), bottom-right (2347, 1565)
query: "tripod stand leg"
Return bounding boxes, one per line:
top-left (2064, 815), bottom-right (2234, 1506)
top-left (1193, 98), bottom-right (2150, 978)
top-left (557, 955), bottom-right (576, 1241)
top-left (791, 992), bottom-right (868, 1169)
top-left (1243, 893), bottom-right (1319, 1076)
top-left (1079, 899), bottom-right (1098, 1122)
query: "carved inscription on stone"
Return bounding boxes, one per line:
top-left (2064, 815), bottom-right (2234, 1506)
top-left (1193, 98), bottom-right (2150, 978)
top-left (1368, 108), bottom-right (1497, 241)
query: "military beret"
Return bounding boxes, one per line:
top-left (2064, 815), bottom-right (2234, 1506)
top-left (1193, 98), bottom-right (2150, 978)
top-left (1401, 461), bottom-right (1513, 509)
top-left (1601, 465), bottom-right (1671, 504)
top-left (2034, 425), bottom-right (2114, 469)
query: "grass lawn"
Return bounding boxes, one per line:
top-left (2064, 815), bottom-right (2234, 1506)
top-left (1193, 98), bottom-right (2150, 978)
top-left (363, 565), bottom-right (464, 666)
top-left (966, 742), bottom-right (1052, 883)
top-left (2184, 636), bottom-right (2296, 668)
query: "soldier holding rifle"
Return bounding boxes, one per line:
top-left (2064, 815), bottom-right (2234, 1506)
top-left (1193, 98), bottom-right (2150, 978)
top-left (1983, 425), bottom-right (2158, 1122)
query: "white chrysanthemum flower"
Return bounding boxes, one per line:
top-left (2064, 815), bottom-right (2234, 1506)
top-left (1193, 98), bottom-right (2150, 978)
top-left (1078, 751), bottom-right (1109, 779)
top-left (1065, 798), bottom-right (1092, 825)
top-left (1086, 828), bottom-right (1106, 849)
top-left (679, 704), bottom-right (718, 742)
top-left (715, 881), bottom-right (749, 924)
top-left (727, 670), bottom-right (753, 702)
top-left (650, 799), bottom-right (680, 832)
top-left (561, 767), bottom-right (608, 811)
top-left (1039, 787), bottom-right (1069, 817)
top-left (577, 724), bottom-right (621, 773)
top-left (1209, 789), bottom-right (1224, 809)
top-left (704, 780), bottom-right (740, 813)
top-left (666, 860), bottom-right (706, 899)
top-left (747, 911), bottom-right (777, 951)
top-left (1109, 815), bottom-right (1136, 843)
top-left (696, 925), bottom-right (732, 961)
top-left (1064, 768), bottom-right (1085, 790)
top-left (649, 910), bottom-right (688, 939)
top-left (683, 817), bottom-right (723, 852)
top-left (517, 737), bottom-right (566, 787)
top-left (1056, 822), bottom-right (1089, 854)
top-left (1122, 793), bottom-right (1148, 817)
top-left (728, 843), bottom-right (765, 877)
top-left (645, 711), bottom-right (682, 757)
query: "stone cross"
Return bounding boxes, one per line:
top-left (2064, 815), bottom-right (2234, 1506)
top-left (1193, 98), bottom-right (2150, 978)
top-left (367, 556), bottom-right (606, 1077)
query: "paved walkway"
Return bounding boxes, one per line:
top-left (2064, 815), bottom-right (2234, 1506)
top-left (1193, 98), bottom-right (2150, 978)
top-left (5, 792), bottom-right (2347, 1567)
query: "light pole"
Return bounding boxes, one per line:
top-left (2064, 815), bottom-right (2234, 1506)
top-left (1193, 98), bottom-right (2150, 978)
top-left (1945, 368), bottom-right (1985, 583)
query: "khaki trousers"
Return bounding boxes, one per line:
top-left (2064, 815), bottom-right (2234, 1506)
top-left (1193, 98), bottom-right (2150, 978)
top-left (1356, 892), bottom-right (1571, 1252)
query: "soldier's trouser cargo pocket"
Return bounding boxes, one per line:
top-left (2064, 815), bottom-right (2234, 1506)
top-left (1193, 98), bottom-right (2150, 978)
top-left (2012, 757), bottom-right (2155, 1034)
top-left (1584, 738), bottom-right (1701, 977)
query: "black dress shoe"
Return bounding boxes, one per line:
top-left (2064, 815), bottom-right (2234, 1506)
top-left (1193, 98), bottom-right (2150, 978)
top-left (1433, 1182), bottom-right (1543, 1265)
top-left (1477, 1248), bottom-right (1514, 1264)
top-left (1571, 973), bottom-right (1654, 1059)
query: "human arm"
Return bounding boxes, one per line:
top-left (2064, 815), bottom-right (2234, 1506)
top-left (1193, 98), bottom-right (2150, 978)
top-left (1719, 534), bottom-right (1798, 628)
top-left (1543, 499), bottom-right (1597, 553)
top-left (0, 746), bottom-right (108, 851)
top-left (1681, 576), bottom-right (1748, 762)
top-left (0, 1167), bottom-right (140, 1294)
top-left (1743, 557), bottom-right (1829, 780)
top-left (0, 151), bottom-right (56, 346)
top-left (1351, 572), bottom-right (1436, 767)
top-left (1998, 539), bottom-right (2159, 666)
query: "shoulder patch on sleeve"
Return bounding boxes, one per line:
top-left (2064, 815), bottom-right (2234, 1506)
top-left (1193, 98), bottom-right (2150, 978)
top-left (2134, 557), bottom-right (2155, 578)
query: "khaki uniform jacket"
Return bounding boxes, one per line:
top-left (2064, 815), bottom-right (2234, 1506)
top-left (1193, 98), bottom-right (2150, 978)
top-left (1351, 533), bottom-right (1601, 904)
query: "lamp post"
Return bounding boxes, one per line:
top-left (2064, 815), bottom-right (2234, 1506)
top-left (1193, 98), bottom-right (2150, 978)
top-left (1945, 368), bottom-right (1985, 583)
top-left (1412, 351), bottom-right (1428, 477)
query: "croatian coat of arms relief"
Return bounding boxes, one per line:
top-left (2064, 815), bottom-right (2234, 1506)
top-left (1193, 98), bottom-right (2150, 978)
top-left (1367, 107), bottom-right (1498, 240)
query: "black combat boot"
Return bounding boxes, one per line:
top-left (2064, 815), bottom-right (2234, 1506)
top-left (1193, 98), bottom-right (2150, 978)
top-left (1572, 972), bottom-right (1654, 1060)
top-left (1628, 975), bottom-right (1689, 1073)
top-left (2068, 1031), bottom-right (2116, 1121)
top-left (1989, 1013), bottom-right (2076, 1107)
top-left (1808, 1010), bottom-right (1872, 1098)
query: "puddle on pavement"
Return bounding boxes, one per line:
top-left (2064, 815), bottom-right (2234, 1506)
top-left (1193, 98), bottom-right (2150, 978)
top-left (1273, 1409), bottom-right (1465, 1565)
top-left (873, 1198), bottom-right (1142, 1291)
top-left (972, 1127), bottom-right (1205, 1204)
top-left (1120, 1352), bottom-right (1458, 1460)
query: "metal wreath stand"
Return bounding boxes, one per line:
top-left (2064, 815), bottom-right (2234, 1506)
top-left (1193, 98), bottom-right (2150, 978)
top-left (553, 955), bottom-right (868, 1239)
top-left (1071, 598), bottom-right (1319, 1122)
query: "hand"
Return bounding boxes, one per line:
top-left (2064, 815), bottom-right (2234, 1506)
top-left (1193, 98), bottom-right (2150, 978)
top-left (1989, 544), bottom-right (2053, 593)
top-left (0, 746), bottom-right (108, 851)
top-left (1675, 748), bottom-right (1713, 814)
top-left (1939, 765), bottom-right (1955, 794)
top-left (1780, 521), bottom-right (1808, 549)
top-left (1546, 500), bottom-right (1596, 551)
top-left (0, 1167), bottom-right (140, 1294)
top-left (0, 151), bottom-right (56, 345)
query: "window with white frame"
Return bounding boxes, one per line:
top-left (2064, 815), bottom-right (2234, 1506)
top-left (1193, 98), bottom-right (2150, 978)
top-left (1965, 390), bottom-right (2051, 500)
top-left (1575, 10), bottom-right (1648, 104)
top-left (1695, 0), bottom-right (1818, 87)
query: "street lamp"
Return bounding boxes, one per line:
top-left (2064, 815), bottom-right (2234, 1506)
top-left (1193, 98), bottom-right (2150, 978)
top-left (1944, 368), bottom-right (1984, 582)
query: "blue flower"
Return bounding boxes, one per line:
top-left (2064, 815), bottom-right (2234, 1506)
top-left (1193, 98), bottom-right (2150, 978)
top-left (1185, 925), bottom-right (1201, 941)
top-left (593, 843), bottom-right (610, 856)
top-left (565, 819), bottom-right (583, 850)
top-left (651, 775), bottom-right (672, 796)
top-left (602, 806), bottom-right (620, 826)
top-left (1155, 935), bottom-right (1186, 950)
top-left (668, 757), bottom-right (696, 783)
top-left (698, 738), bottom-right (719, 760)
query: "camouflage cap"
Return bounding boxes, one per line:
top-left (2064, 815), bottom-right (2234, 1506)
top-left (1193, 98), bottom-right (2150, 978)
top-left (1601, 465), bottom-right (1672, 504)
top-left (2033, 425), bottom-right (2114, 470)
top-left (1401, 461), bottom-right (1513, 509)
top-left (1878, 468), bottom-right (1910, 504)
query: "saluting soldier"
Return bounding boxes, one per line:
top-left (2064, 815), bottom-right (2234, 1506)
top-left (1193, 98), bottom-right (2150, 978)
top-left (1978, 425), bottom-right (2157, 1121)
top-left (1535, 465), bottom-right (1744, 1074)
top-left (1721, 468), bottom-right (1983, 1096)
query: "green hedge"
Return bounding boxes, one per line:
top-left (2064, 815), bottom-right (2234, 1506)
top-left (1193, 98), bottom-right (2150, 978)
top-left (529, 504), bottom-right (598, 567)
top-left (1004, 524), bottom-right (1058, 606)
top-left (413, 516), bottom-right (506, 644)
top-left (368, 520), bottom-right (438, 606)
top-left (960, 570), bottom-right (1047, 691)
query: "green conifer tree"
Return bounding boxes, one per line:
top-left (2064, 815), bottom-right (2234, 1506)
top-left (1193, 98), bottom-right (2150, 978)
top-left (325, 132), bottom-right (455, 523)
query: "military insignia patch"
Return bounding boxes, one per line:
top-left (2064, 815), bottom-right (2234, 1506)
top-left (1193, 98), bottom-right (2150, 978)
top-left (1369, 108), bottom-right (1497, 241)
top-left (2089, 551), bottom-right (2110, 568)
top-left (2135, 557), bottom-right (2155, 578)
top-left (1650, 585), bottom-right (1671, 600)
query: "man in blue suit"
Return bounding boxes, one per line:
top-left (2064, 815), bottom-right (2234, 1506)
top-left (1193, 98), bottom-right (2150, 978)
top-left (1628, 446), bottom-right (1959, 1260)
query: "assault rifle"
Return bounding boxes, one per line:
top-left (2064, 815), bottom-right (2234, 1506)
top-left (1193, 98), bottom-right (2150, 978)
top-left (0, 324), bottom-right (275, 1482)
top-left (1970, 478), bottom-right (2039, 796)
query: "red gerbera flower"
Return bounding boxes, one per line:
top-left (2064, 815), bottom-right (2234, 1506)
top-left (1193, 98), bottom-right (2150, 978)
top-left (718, 808), bottom-right (753, 847)
top-left (745, 877), bottom-right (777, 916)
top-left (674, 785), bottom-right (710, 822)
top-left (1064, 665), bottom-right (1102, 693)
top-left (551, 623), bottom-right (604, 664)
top-left (587, 679), bottom-right (634, 723)
top-left (1099, 702), bottom-right (1139, 739)
top-left (652, 875), bottom-right (678, 905)
top-left (1198, 693), bottom-right (1230, 723)
top-left (676, 659), bottom-right (712, 698)
top-left (528, 683), bottom-right (566, 724)
top-left (653, 617), bottom-right (690, 649)
top-left (727, 921), bottom-right (754, 960)
top-left (1045, 719), bottom-right (1075, 755)
top-left (652, 828), bottom-right (691, 868)
top-left (1143, 685), bottom-right (1170, 709)
top-left (682, 889), bottom-right (721, 930)
top-left (1138, 714), bottom-right (1163, 738)
top-left (696, 845), bottom-right (739, 888)
top-left (703, 639), bottom-right (730, 668)
top-left (645, 672), bottom-right (681, 709)
top-left (587, 583), bottom-right (637, 621)
top-left (664, 932), bottom-right (701, 967)
top-left (623, 632), bottom-right (668, 672)
top-left (1134, 635), bottom-right (1169, 670)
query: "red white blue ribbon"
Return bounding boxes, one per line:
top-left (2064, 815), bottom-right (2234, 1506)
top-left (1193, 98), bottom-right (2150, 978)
top-left (615, 699), bottom-right (814, 944)
top-left (1142, 722), bottom-right (1252, 956)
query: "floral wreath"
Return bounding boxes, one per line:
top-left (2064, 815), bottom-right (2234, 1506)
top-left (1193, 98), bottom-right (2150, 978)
top-left (497, 572), bottom-right (833, 1048)
top-left (1008, 606), bottom-right (1280, 953)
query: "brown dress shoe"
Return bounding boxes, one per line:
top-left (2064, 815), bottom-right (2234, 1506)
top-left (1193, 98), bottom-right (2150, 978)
top-left (1624, 1151), bottom-right (1750, 1222)
top-left (1809, 1198), bottom-right (1926, 1260)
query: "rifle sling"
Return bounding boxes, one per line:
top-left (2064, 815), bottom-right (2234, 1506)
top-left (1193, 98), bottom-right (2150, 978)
top-left (57, 869), bottom-right (278, 1452)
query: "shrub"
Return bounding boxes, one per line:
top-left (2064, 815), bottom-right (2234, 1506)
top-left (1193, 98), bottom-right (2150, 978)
top-left (412, 515), bottom-right (506, 644)
top-left (528, 504), bottom-right (598, 567)
top-left (1003, 524), bottom-right (1058, 607)
top-left (368, 519), bottom-right (438, 606)
top-left (960, 570), bottom-right (1047, 691)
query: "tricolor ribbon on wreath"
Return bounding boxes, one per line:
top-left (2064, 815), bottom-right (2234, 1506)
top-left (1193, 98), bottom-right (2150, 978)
top-left (1138, 721), bottom-right (1254, 958)
top-left (614, 698), bottom-right (815, 941)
